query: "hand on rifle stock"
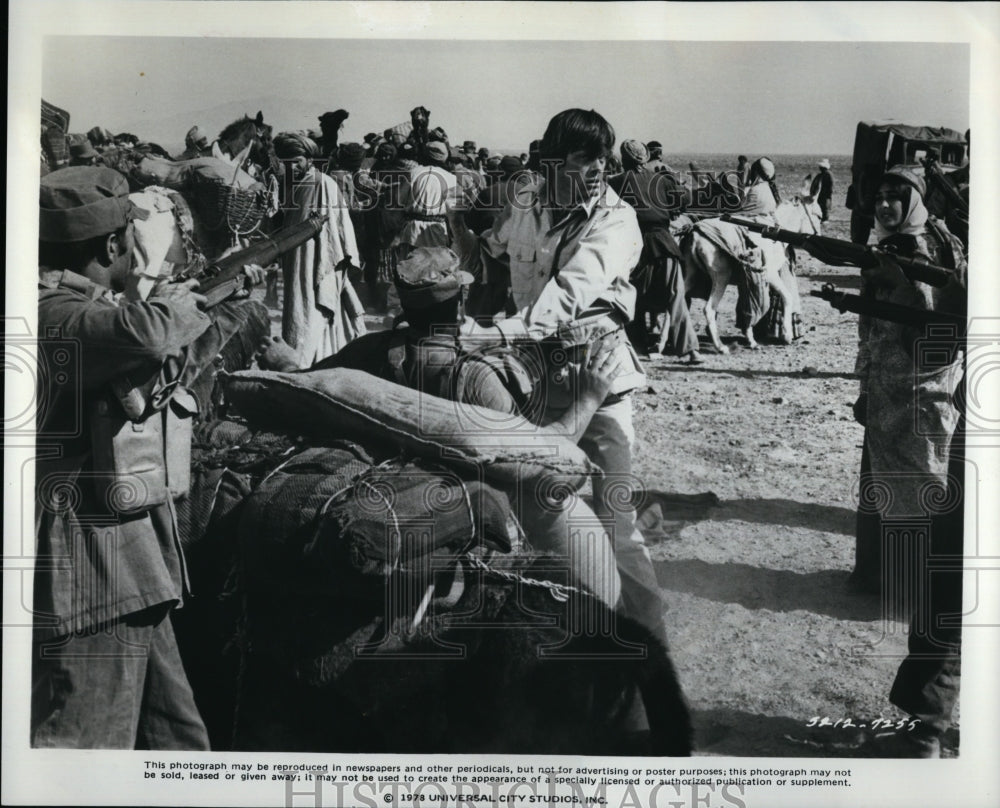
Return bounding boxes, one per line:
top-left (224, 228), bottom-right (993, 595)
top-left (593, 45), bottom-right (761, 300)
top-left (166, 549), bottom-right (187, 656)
top-left (150, 277), bottom-right (207, 310)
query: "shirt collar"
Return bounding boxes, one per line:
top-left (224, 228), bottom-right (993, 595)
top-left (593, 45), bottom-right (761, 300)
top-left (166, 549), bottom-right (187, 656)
top-left (539, 179), bottom-right (604, 232)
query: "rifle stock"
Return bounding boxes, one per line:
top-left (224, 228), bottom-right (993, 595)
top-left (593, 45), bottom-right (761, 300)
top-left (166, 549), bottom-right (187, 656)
top-left (173, 211), bottom-right (328, 307)
top-left (720, 214), bottom-right (954, 288)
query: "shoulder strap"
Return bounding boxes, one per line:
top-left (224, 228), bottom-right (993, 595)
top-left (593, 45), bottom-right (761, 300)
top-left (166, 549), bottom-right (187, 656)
top-left (40, 269), bottom-right (110, 300)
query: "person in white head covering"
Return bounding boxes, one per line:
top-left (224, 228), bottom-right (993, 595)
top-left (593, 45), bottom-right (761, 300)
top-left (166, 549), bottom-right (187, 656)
top-left (851, 166), bottom-right (967, 757)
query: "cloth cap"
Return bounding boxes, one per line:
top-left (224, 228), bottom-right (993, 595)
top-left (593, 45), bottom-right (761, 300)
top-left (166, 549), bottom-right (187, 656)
top-left (70, 141), bottom-right (98, 160)
top-left (879, 166), bottom-right (926, 198)
top-left (394, 247), bottom-right (473, 309)
top-left (621, 139), bottom-right (648, 165)
top-left (186, 126), bottom-right (209, 149)
top-left (426, 141), bottom-right (449, 163)
top-left (462, 140), bottom-right (477, 152)
top-left (646, 140), bottom-right (663, 150)
top-left (818, 158), bottom-right (831, 169)
top-left (39, 166), bottom-right (148, 242)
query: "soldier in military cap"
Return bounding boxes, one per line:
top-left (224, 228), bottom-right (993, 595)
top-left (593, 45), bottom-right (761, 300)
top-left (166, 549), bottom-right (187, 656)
top-left (34, 166), bottom-right (211, 749)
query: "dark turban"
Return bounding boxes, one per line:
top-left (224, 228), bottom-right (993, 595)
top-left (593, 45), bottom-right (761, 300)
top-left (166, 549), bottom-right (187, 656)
top-left (339, 142), bottom-right (367, 172)
top-left (273, 132), bottom-right (319, 160)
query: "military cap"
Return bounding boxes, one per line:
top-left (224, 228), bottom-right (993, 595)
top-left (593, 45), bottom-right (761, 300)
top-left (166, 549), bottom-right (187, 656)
top-left (394, 247), bottom-right (473, 310)
top-left (39, 166), bottom-right (147, 242)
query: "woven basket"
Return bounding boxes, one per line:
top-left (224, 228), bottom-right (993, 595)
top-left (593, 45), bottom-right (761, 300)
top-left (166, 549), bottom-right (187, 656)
top-left (189, 175), bottom-right (269, 234)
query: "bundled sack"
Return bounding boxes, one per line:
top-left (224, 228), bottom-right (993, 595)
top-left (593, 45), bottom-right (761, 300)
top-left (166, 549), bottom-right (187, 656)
top-left (222, 367), bottom-right (599, 491)
top-left (132, 156), bottom-right (270, 233)
top-left (236, 445), bottom-right (513, 594)
top-left (176, 419), bottom-right (301, 552)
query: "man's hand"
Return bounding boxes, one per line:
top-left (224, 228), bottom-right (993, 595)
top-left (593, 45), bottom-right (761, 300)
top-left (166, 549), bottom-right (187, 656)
top-left (255, 335), bottom-right (300, 372)
top-left (241, 263), bottom-right (268, 286)
top-left (574, 343), bottom-right (624, 404)
top-left (150, 277), bottom-right (207, 309)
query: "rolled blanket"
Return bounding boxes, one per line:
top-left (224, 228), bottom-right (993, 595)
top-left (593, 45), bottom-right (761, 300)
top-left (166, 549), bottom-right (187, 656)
top-left (221, 367), bottom-right (599, 492)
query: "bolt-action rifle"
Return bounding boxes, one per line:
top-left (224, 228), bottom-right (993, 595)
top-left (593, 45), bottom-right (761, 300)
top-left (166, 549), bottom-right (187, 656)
top-left (810, 283), bottom-right (966, 332)
top-left (720, 214), bottom-right (955, 288)
top-left (172, 211), bottom-right (328, 308)
top-left (921, 155), bottom-right (969, 216)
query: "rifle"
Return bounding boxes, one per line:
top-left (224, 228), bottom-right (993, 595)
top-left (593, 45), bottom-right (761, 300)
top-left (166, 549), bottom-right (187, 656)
top-left (172, 211), bottom-right (328, 307)
top-left (720, 214), bottom-right (955, 288)
top-left (921, 155), bottom-right (969, 216)
top-left (810, 283), bottom-right (966, 331)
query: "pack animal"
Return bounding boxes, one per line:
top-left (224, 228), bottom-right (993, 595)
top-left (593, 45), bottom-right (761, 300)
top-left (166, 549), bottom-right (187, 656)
top-left (214, 111), bottom-right (279, 180)
top-left (681, 194), bottom-right (822, 352)
top-left (170, 433), bottom-right (693, 755)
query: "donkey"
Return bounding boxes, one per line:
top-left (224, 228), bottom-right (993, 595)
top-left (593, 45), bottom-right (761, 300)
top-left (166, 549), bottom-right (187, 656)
top-left (681, 194), bottom-right (822, 352)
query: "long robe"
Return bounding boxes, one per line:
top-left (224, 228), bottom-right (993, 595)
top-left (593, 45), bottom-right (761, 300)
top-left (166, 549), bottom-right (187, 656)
top-left (281, 167), bottom-right (365, 367)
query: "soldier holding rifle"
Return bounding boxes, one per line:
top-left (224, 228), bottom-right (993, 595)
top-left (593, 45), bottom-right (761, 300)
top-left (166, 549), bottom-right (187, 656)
top-left (731, 165), bottom-right (966, 756)
top-left (855, 167), bottom-right (966, 758)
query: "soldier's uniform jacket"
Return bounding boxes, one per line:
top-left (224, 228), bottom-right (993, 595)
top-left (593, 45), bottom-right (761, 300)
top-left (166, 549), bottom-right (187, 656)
top-left (35, 272), bottom-right (211, 637)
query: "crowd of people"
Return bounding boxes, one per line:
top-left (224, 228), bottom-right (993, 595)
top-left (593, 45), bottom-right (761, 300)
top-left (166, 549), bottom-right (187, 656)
top-left (33, 104), bottom-right (967, 758)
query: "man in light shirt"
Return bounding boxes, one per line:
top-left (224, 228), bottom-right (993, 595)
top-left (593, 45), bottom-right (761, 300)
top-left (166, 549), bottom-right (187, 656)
top-left (447, 108), bottom-right (665, 648)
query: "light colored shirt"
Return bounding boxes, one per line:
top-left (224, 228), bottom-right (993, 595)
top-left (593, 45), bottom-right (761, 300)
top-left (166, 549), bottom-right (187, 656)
top-left (453, 180), bottom-right (642, 341)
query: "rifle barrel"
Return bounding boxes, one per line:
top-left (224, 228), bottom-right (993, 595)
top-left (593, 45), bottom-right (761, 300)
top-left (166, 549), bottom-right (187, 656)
top-left (810, 284), bottom-right (965, 330)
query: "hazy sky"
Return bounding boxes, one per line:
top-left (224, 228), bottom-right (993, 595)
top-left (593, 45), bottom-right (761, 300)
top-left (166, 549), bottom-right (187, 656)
top-left (41, 37), bottom-right (969, 155)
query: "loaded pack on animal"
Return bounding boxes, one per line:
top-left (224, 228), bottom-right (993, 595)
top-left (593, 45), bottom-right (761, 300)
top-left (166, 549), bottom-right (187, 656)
top-left (171, 367), bottom-right (694, 754)
top-left (677, 162), bottom-right (823, 352)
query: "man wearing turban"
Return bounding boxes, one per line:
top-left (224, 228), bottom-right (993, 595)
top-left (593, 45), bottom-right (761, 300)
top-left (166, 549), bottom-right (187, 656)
top-left (273, 132), bottom-right (365, 366)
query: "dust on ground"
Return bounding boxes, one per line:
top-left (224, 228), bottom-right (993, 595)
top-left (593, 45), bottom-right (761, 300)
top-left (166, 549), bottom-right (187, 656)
top-left (255, 208), bottom-right (957, 757)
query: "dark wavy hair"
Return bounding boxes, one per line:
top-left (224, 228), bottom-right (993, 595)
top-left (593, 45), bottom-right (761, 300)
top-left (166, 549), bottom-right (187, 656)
top-left (539, 109), bottom-right (615, 162)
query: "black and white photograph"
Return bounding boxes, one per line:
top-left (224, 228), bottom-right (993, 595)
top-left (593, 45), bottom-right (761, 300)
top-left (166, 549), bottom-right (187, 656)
top-left (4, 2), bottom-right (1000, 807)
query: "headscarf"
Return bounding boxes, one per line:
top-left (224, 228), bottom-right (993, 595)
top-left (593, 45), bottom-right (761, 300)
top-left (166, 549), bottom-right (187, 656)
top-left (749, 157), bottom-right (781, 204)
top-left (874, 177), bottom-right (928, 241)
top-left (273, 132), bottom-right (319, 160)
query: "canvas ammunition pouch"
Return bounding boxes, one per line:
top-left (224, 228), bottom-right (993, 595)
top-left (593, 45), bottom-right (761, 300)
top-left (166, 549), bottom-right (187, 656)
top-left (89, 387), bottom-right (198, 514)
top-left (531, 310), bottom-right (646, 410)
